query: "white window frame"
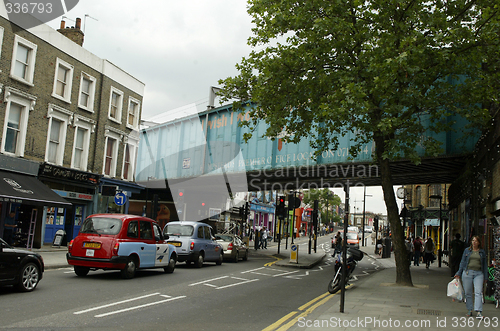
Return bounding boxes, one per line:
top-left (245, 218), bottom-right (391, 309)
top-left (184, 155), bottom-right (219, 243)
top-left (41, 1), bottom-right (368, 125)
top-left (108, 87), bottom-right (124, 124)
top-left (126, 97), bottom-right (141, 130)
top-left (77, 72), bottom-right (96, 112)
top-left (52, 58), bottom-right (74, 103)
top-left (121, 137), bottom-right (138, 181)
top-left (45, 104), bottom-right (73, 166)
top-left (103, 129), bottom-right (121, 177)
top-left (1, 87), bottom-right (36, 157)
top-left (10, 35), bottom-right (37, 86)
top-left (71, 115), bottom-right (95, 171)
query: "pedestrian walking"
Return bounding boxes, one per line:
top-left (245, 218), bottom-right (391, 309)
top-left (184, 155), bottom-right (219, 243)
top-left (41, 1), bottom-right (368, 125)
top-left (449, 233), bottom-right (465, 277)
top-left (335, 231), bottom-right (343, 253)
top-left (376, 236), bottom-right (383, 256)
top-left (261, 227), bottom-right (268, 249)
top-left (454, 235), bottom-right (488, 317)
top-left (424, 237), bottom-right (435, 269)
top-left (413, 237), bottom-right (423, 266)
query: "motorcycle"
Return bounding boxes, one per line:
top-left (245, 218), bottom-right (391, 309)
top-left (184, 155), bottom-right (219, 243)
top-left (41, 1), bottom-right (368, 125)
top-left (328, 247), bottom-right (364, 294)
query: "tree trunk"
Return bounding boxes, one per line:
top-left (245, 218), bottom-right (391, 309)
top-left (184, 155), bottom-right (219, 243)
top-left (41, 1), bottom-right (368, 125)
top-left (375, 136), bottom-right (413, 286)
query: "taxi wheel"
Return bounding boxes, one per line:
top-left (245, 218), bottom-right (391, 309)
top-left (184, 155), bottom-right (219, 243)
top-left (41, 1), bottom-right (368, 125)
top-left (234, 251), bottom-right (239, 263)
top-left (195, 253), bottom-right (204, 268)
top-left (164, 256), bottom-right (176, 274)
top-left (216, 252), bottom-right (223, 265)
top-left (74, 266), bottom-right (90, 277)
top-left (121, 257), bottom-right (137, 279)
top-left (243, 250), bottom-right (248, 261)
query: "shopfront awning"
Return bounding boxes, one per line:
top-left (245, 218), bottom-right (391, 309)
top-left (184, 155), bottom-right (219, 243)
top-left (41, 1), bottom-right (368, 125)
top-left (0, 170), bottom-right (72, 208)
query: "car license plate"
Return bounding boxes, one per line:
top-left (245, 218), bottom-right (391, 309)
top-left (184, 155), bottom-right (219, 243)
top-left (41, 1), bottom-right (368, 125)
top-left (83, 242), bottom-right (101, 249)
top-left (168, 242), bottom-right (181, 247)
top-left (86, 249), bottom-right (95, 257)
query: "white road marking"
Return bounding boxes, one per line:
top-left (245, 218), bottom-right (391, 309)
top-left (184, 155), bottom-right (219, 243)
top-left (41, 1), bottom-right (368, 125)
top-left (94, 296), bottom-right (186, 318)
top-left (240, 267), bottom-right (265, 274)
top-left (188, 275), bottom-right (228, 286)
top-left (272, 270), bottom-right (299, 277)
top-left (215, 278), bottom-right (259, 289)
top-left (73, 293), bottom-right (160, 315)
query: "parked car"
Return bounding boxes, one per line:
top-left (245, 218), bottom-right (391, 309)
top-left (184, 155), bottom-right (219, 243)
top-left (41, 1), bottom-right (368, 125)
top-left (0, 238), bottom-right (44, 292)
top-left (67, 214), bottom-right (177, 279)
top-left (163, 221), bottom-right (223, 267)
top-left (215, 234), bottom-right (248, 262)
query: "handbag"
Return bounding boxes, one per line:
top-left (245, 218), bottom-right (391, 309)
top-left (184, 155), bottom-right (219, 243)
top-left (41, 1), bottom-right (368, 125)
top-left (447, 278), bottom-right (464, 301)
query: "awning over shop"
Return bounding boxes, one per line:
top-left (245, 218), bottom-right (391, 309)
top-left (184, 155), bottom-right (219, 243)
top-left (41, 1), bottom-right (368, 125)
top-left (0, 170), bottom-right (72, 208)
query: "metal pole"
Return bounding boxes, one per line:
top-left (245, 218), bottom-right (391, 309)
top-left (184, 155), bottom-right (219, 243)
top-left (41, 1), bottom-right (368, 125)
top-left (291, 191), bottom-right (296, 245)
top-left (340, 181), bottom-right (350, 313)
top-left (362, 186), bottom-right (366, 247)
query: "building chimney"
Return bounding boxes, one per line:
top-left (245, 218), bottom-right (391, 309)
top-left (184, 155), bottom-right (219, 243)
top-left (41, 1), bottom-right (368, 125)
top-left (57, 17), bottom-right (84, 46)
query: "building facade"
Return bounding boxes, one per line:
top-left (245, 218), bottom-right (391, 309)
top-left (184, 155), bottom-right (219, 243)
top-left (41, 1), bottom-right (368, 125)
top-left (0, 15), bottom-right (144, 247)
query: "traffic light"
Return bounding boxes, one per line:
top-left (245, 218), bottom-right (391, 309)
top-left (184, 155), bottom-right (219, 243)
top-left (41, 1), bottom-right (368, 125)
top-left (177, 189), bottom-right (184, 202)
top-left (276, 196), bottom-right (285, 219)
top-left (312, 199), bottom-right (318, 228)
top-left (374, 215), bottom-right (379, 230)
top-left (238, 206), bottom-right (244, 217)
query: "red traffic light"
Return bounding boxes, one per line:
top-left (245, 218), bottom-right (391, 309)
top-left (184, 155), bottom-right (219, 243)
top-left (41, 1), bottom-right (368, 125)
top-left (179, 192), bottom-right (183, 197)
top-left (201, 202), bottom-right (205, 206)
top-left (279, 197), bottom-right (285, 204)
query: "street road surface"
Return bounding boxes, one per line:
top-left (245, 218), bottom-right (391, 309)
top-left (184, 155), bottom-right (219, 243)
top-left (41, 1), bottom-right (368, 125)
top-left (0, 238), bottom-right (380, 330)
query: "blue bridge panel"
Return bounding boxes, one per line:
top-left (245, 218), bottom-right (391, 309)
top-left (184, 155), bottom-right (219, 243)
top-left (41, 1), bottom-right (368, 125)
top-left (136, 104), bottom-right (478, 182)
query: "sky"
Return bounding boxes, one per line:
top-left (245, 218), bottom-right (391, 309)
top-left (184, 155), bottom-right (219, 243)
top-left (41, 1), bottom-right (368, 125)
top-left (45, 0), bottom-right (254, 121)
top-left (42, 1), bottom-right (401, 215)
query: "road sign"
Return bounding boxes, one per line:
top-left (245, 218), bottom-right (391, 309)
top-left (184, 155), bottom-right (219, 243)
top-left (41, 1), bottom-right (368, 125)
top-left (290, 244), bottom-right (298, 263)
top-left (114, 192), bottom-right (127, 206)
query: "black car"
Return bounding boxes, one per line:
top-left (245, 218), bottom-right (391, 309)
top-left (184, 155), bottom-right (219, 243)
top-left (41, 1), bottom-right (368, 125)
top-left (0, 238), bottom-right (44, 292)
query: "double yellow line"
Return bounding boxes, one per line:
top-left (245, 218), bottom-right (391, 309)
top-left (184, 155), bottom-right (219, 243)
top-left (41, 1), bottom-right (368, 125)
top-left (262, 285), bottom-right (352, 331)
top-left (264, 255), bottom-right (283, 267)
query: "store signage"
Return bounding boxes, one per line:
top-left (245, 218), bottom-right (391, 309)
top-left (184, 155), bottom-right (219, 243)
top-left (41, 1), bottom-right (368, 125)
top-left (54, 190), bottom-right (94, 201)
top-left (39, 164), bottom-right (100, 185)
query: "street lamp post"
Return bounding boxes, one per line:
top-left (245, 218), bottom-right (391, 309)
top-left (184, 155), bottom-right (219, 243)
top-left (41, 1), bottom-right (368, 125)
top-left (361, 186), bottom-right (373, 247)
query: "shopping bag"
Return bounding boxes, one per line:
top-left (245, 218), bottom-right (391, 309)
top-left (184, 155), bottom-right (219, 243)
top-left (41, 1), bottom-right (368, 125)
top-left (447, 278), bottom-right (463, 301)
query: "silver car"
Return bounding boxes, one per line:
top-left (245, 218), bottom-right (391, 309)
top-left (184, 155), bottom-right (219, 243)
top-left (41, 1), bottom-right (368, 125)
top-left (215, 234), bottom-right (249, 262)
top-left (163, 221), bottom-right (223, 268)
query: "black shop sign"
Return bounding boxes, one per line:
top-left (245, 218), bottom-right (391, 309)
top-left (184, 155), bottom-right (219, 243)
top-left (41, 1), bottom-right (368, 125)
top-left (39, 163), bottom-right (100, 186)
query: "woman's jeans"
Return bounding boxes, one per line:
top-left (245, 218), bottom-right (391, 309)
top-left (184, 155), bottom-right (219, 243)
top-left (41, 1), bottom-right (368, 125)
top-left (413, 251), bottom-right (421, 266)
top-left (462, 270), bottom-right (484, 312)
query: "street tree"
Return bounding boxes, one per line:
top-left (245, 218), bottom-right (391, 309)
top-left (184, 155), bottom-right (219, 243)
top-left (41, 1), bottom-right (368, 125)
top-left (302, 189), bottom-right (341, 224)
top-left (219, 1), bottom-right (499, 285)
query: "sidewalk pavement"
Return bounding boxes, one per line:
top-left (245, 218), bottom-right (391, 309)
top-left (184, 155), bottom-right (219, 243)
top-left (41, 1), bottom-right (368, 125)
top-left (33, 235), bottom-right (499, 330)
top-left (255, 236), bottom-right (499, 331)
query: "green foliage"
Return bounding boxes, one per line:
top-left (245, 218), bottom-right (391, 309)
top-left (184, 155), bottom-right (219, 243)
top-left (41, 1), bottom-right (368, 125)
top-left (219, 0), bottom-right (499, 285)
top-left (302, 189), bottom-right (341, 214)
top-left (219, 0), bottom-right (498, 160)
